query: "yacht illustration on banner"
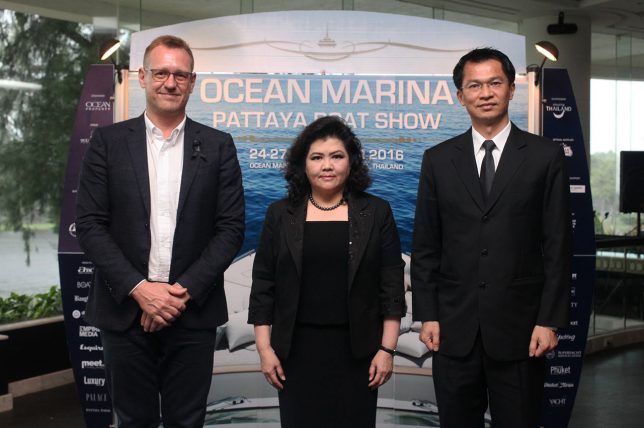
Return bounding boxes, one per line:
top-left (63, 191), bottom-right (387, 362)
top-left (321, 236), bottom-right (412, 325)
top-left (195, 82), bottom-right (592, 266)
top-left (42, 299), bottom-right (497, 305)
top-left (192, 25), bottom-right (467, 61)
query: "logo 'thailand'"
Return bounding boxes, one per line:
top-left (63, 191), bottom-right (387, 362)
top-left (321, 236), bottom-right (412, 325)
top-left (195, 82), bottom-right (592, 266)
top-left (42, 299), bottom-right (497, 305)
top-left (546, 102), bottom-right (573, 119)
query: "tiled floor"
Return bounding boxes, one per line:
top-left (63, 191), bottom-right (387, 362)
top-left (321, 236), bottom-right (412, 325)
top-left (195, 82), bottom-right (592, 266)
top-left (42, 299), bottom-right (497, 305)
top-left (1, 342), bottom-right (643, 427)
top-left (0, 382), bottom-right (84, 427)
top-left (569, 342), bottom-right (644, 428)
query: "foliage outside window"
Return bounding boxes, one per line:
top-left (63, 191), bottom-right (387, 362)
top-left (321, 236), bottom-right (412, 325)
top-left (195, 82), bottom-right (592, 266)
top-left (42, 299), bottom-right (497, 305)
top-left (0, 9), bottom-right (100, 262)
top-left (0, 10), bottom-right (101, 322)
top-left (0, 286), bottom-right (62, 323)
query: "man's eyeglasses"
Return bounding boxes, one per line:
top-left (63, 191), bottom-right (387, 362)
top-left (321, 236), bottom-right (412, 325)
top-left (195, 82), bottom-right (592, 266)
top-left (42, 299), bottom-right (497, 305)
top-left (144, 68), bottom-right (193, 84)
top-left (461, 79), bottom-right (506, 93)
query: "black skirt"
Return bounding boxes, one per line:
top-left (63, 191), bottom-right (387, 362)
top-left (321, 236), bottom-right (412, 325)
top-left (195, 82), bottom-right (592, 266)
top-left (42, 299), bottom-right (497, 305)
top-left (278, 323), bottom-right (377, 428)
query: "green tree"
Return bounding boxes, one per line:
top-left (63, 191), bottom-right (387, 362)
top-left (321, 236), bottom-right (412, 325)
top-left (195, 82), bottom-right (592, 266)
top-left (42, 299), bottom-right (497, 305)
top-left (0, 10), bottom-right (99, 263)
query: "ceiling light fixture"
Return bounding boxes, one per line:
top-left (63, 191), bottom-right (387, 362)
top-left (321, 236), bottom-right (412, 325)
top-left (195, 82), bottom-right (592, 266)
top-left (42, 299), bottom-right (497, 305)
top-left (534, 41), bottom-right (559, 86)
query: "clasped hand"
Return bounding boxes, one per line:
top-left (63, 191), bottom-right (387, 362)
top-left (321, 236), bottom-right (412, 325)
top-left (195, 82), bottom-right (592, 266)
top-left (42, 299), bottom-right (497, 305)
top-left (131, 281), bottom-right (190, 332)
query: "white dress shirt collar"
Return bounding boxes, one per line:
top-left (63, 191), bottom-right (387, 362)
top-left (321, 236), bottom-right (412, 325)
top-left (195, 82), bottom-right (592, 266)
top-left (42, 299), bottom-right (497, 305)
top-left (471, 121), bottom-right (512, 174)
top-left (144, 112), bottom-right (187, 144)
top-left (471, 120), bottom-right (512, 155)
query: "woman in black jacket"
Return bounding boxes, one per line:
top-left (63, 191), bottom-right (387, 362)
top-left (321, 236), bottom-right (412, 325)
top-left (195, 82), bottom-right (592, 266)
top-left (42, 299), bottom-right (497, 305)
top-left (248, 115), bottom-right (405, 428)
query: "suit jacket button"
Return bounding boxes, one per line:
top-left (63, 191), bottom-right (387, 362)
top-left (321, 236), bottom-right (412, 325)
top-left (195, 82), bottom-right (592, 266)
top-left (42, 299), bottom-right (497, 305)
top-left (479, 281), bottom-right (486, 289)
top-left (144, 223), bottom-right (149, 229)
top-left (481, 249), bottom-right (488, 256)
top-left (482, 215), bottom-right (489, 222)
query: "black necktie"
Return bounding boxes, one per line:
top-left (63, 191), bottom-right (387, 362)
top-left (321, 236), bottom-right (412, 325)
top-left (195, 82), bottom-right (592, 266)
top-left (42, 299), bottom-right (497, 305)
top-left (480, 139), bottom-right (496, 198)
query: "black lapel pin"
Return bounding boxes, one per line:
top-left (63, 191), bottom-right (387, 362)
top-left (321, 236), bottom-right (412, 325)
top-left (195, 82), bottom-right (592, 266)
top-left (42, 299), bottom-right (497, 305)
top-left (192, 138), bottom-right (206, 160)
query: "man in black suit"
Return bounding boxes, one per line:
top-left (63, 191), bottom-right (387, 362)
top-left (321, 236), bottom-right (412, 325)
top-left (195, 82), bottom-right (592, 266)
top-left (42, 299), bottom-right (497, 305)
top-left (411, 48), bottom-right (571, 428)
top-left (76, 35), bottom-right (244, 427)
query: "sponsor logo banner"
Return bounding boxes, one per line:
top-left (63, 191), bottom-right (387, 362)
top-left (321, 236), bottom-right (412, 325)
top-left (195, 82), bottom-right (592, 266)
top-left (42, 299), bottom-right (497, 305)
top-left (540, 68), bottom-right (596, 428)
top-left (58, 65), bottom-right (114, 425)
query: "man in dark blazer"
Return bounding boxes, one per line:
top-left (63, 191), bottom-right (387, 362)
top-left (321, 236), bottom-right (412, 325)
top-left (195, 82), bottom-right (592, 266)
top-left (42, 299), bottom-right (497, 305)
top-left (76, 35), bottom-right (244, 427)
top-left (411, 48), bottom-right (571, 428)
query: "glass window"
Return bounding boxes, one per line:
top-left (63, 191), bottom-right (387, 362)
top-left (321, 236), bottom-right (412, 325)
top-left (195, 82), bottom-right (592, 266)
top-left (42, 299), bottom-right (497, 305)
top-left (590, 32), bottom-right (644, 236)
top-left (0, 9), bottom-right (98, 321)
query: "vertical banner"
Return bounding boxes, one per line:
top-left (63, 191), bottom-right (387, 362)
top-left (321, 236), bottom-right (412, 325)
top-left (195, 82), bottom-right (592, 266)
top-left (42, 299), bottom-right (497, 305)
top-left (58, 64), bottom-right (114, 427)
top-left (540, 68), bottom-right (596, 427)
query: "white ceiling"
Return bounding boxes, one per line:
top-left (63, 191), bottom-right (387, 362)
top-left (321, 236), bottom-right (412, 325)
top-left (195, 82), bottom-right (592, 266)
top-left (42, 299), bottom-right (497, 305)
top-left (1, 0), bottom-right (643, 35)
top-left (2, 0), bottom-right (644, 75)
top-left (404, 0), bottom-right (644, 36)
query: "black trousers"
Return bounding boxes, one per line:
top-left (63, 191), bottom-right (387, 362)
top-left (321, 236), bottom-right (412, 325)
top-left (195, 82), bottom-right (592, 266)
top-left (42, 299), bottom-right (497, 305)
top-left (433, 333), bottom-right (546, 428)
top-left (278, 323), bottom-right (378, 428)
top-left (100, 324), bottom-right (217, 428)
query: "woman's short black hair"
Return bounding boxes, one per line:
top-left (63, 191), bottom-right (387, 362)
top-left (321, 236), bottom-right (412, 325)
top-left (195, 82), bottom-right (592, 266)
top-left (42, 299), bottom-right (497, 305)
top-left (452, 47), bottom-right (516, 89)
top-left (284, 115), bottom-right (371, 203)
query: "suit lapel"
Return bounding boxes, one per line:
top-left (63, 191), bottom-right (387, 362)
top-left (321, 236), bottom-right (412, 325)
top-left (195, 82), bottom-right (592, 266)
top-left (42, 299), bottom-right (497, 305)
top-left (177, 118), bottom-right (202, 218)
top-left (284, 200), bottom-right (306, 281)
top-left (485, 124), bottom-right (527, 212)
top-left (348, 194), bottom-right (374, 290)
top-left (126, 116), bottom-right (151, 217)
top-left (451, 130), bottom-right (486, 212)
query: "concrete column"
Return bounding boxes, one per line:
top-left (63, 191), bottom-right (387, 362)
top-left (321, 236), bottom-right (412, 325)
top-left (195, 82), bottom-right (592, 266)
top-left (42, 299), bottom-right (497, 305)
top-left (520, 14), bottom-right (591, 157)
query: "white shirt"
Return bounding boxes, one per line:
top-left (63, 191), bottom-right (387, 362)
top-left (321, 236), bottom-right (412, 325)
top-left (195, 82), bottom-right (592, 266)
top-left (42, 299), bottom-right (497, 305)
top-left (472, 120), bottom-right (511, 176)
top-left (144, 113), bottom-right (185, 283)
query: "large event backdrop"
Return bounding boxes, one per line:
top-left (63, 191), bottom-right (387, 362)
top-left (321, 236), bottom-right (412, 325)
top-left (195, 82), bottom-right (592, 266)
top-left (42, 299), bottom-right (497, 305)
top-left (55, 10), bottom-right (594, 428)
top-left (128, 11), bottom-right (529, 427)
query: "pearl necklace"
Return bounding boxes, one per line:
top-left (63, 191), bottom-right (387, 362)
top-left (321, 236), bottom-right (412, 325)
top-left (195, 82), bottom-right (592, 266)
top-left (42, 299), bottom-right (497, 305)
top-left (308, 193), bottom-right (345, 211)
